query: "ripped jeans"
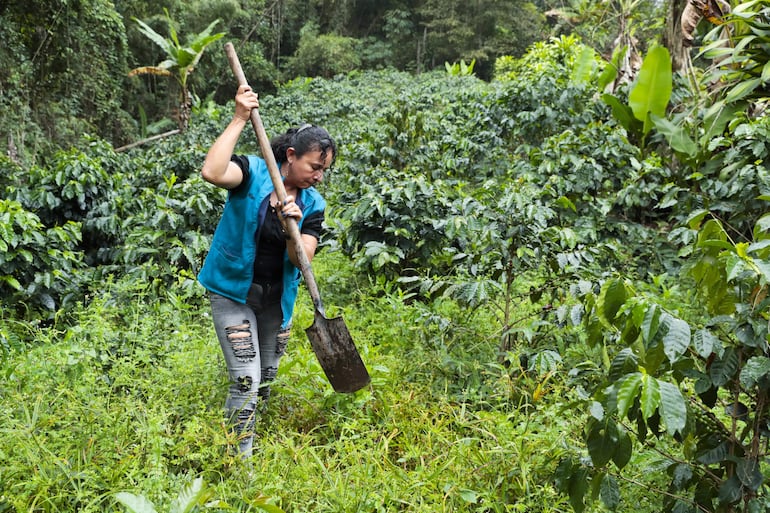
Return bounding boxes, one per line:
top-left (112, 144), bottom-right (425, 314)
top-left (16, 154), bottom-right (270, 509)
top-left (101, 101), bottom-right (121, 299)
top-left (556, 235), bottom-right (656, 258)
top-left (209, 282), bottom-right (290, 457)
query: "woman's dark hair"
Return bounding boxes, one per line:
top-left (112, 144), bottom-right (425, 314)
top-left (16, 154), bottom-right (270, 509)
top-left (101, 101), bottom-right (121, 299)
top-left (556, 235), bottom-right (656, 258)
top-left (270, 124), bottom-right (337, 168)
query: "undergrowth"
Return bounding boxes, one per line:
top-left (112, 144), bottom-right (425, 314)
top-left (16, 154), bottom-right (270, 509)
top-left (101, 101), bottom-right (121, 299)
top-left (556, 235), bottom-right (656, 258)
top-left (0, 251), bottom-right (585, 512)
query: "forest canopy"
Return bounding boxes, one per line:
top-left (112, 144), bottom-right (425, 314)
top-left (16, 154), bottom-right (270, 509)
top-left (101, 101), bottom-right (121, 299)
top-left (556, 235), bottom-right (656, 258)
top-left (0, 0), bottom-right (548, 160)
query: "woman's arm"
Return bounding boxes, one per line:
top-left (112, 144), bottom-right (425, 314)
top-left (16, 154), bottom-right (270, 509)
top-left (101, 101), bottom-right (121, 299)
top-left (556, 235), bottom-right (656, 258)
top-left (201, 85), bottom-right (259, 189)
top-left (287, 233), bottom-right (319, 267)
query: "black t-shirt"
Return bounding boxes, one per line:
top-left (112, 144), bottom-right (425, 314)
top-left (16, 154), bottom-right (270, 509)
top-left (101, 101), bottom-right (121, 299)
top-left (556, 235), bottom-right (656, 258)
top-left (230, 155), bottom-right (324, 284)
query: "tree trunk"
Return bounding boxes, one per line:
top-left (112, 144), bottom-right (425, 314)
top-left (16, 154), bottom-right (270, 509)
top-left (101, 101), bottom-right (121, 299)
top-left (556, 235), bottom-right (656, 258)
top-left (178, 88), bottom-right (191, 132)
top-left (663, 0), bottom-right (689, 73)
top-left (416, 27), bottom-right (427, 74)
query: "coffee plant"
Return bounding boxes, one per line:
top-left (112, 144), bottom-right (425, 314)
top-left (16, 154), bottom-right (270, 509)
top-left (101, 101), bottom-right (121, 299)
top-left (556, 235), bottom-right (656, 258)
top-left (558, 209), bottom-right (770, 512)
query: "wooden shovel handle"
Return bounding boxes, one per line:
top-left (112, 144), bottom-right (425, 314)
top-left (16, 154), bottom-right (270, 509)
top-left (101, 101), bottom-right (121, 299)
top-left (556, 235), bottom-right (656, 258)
top-left (224, 42), bottom-right (325, 315)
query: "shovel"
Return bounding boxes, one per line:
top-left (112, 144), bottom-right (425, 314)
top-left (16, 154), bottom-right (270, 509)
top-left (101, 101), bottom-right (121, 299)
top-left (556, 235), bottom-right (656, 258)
top-left (224, 42), bottom-right (370, 393)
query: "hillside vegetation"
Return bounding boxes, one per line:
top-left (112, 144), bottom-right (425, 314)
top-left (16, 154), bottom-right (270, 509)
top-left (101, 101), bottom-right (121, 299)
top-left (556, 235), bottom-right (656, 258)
top-left (2, 3), bottom-right (770, 512)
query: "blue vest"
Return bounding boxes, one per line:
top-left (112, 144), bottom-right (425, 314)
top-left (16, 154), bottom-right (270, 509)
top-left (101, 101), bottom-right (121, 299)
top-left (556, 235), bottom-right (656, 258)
top-left (198, 156), bottom-right (326, 328)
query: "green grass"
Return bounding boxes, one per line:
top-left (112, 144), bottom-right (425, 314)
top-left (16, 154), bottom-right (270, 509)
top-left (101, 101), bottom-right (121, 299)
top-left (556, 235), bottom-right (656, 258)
top-left (0, 252), bottom-right (593, 512)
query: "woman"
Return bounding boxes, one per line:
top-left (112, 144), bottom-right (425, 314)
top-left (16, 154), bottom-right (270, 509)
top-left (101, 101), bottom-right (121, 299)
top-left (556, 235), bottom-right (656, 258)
top-left (197, 84), bottom-right (336, 457)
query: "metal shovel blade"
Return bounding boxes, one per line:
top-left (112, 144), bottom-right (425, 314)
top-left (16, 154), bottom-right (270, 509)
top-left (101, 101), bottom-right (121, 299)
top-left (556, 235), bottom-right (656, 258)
top-left (305, 309), bottom-right (370, 393)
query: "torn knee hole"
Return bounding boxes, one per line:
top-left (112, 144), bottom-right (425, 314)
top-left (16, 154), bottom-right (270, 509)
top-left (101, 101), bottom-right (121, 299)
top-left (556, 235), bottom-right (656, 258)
top-left (258, 367), bottom-right (278, 402)
top-left (226, 321), bottom-right (257, 361)
top-left (261, 366), bottom-right (278, 383)
top-left (236, 374), bottom-right (253, 393)
top-left (276, 327), bottom-right (290, 356)
top-left (235, 408), bottom-right (256, 433)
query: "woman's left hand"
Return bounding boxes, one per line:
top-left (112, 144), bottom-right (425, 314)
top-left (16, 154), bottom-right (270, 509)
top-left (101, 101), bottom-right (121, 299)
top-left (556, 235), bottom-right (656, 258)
top-left (276, 195), bottom-right (303, 221)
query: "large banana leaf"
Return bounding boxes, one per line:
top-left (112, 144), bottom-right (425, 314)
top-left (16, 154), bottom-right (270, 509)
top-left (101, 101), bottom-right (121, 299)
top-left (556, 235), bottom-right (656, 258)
top-left (628, 46), bottom-right (672, 134)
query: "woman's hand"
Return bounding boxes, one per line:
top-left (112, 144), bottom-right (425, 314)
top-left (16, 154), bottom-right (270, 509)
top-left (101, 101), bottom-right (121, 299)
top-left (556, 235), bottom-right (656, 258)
top-left (277, 195), bottom-right (318, 267)
top-left (276, 195), bottom-right (303, 221)
top-left (234, 84), bottom-right (259, 121)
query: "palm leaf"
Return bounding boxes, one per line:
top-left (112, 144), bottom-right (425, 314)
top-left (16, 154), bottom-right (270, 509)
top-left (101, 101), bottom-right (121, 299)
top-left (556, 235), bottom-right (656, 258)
top-left (128, 66), bottom-right (174, 78)
top-left (132, 17), bottom-right (172, 55)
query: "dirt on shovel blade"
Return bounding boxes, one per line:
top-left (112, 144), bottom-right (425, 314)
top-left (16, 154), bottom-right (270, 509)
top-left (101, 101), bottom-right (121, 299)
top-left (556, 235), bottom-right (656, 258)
top-left (305, 312), bottom-right (370, 393)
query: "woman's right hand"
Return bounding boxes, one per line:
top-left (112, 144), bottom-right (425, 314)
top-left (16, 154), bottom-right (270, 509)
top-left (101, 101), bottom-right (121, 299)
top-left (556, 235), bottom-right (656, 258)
top-left (234, 84), bottom-right (259, 121)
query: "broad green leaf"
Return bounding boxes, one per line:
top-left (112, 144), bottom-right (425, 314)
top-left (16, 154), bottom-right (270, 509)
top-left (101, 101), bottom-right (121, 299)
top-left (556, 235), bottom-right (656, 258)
top-left (702, 101), bottom-right (740, 143)
top-left (748, 240), bottom-right (770, 254)
top-left (697, 35), bottom-right (735, 59)
top-left (711, 348), bottom-right (740, 387)
top-left (749, 499), bottom-right (766, 513)
top-left (737, 458), bottom-right (763, 491)
top-left (697, 441), bottom-right (730, 464)
top-left (598, 64), bottom-right (618, 93)
top-left (612, 428), bottom-right (633, 469)
top-left (671, 463), bottom-right (693, 490)
top-left (698, 219), bottom-right (728, 243)
top-left (114, 492), bottom-right (158, 513)
top-left (599, 45), bottom-right (626, 91)
top-left (693, 328), bottom-right (722, 358)
top-left (642, 338), bottom-right (667, 375)
top-left (571, 46), bottom-right (596, 84)
top-left (641, 303), bottom-right (661, 344)
top-left (753, 259), bottom-right (770, 284)
top-left (170, 477), bottom-right (210, 513)
top-left (658, 379), bottom-right (686, 435)
top-left (602, 94), bottom-right (635, 130)
top-left (590, 472), bottom-right (605, 506)
top-left (590, 401), bottom-right (604, 421)
top-left (718, 475), bottom-right (742, 505)
top-left (725, 253), bottom-right (750, 282)
top-left (755, 213), bottom-right (770, 235)
top-left (531, 349), bottom-right (562, 374)
top-left (556, 195), bottom-right (577, 212)
top-left (254, 503), bottom-right (287, 513)
top-left (609, 348), bottom-right (638, 381)
top-left (599, 474), bottom-right (620, 511)
top-left (640, 374), bottom-right (661, 419)
top-left (132, 18), bottom-right (172, 55)
top-left (458, 489), bottom-right (479, 504)
top-left (597, 279), bottom-right (629, 327)
top-left (685, 209), bottom-right (710, 229)
top-left (553, 458), bottom-right (576, 492)
top-left (650, 114), bottom-right (697, 158)
top-left (616, 372), bottom-right (643, 419)
top-left (725, 77), bottom-right (763, 104)
top-left (587, 419), bottom-right (618, 468)
top-left (740, 356), bottom-right (770, 387)
top-left (568, 467), bottom-right (589, 513)
top-left (697, 239), bottom-right (734, 251)
top-left (629, 46), bottom-right (672, 122)
top-left (662, 315), bottom-right (691, 363)
top-left (0, 275), bottom-right (22, 290)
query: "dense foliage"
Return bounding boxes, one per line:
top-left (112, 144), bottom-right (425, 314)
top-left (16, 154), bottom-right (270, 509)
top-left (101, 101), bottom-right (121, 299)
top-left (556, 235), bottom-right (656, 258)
top-left (0, 0), bottom-right (547, 162)
top-left (3, 0), bottom-right (770, 510)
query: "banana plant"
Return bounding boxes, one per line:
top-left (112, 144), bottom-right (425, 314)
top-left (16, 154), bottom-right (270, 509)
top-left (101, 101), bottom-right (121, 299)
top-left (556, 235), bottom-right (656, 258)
top-left (602, 46), bottom-right (672, 141)
top-left (445, 58), bottom-right (476, 76)
top-left (601, 45), bottom-right (704, 163)
top-left (129, 10), bottom-right (224, 131)
top-left (699, 0), bottom-right (770, 106)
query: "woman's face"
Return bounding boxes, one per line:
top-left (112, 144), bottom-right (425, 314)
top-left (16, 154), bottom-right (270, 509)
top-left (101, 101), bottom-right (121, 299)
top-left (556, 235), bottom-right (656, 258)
top-left (286, 147), bottom-right (333, 189)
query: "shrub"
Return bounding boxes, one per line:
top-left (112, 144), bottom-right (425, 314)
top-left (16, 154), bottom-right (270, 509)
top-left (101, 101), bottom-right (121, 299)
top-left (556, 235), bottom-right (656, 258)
top-left (285, 23), bottom-right (361, 79)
